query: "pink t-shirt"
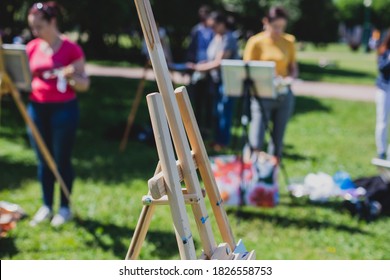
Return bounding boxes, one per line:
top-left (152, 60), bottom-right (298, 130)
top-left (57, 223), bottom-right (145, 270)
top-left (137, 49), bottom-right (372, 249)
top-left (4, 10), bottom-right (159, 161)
top-left (26, 37), bottom-right (84, 103)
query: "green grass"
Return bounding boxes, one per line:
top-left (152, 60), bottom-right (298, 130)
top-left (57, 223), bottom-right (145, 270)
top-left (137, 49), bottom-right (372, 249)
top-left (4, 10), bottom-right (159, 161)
top-left (88, 43), bottom-right (378, 86)
top-left (1, 76), bottom-right (389, 260)
top-left (298, 43), bottom-right (377, 85)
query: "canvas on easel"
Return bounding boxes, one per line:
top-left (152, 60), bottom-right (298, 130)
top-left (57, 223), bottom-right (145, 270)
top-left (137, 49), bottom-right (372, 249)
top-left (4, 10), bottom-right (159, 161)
top-left (1, 44), bottom-right (32, 92)
top-left (221, 59), bottom-right (276, 98)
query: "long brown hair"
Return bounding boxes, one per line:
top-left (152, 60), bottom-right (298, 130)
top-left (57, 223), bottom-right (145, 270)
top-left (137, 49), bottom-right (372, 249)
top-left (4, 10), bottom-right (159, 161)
top-left (378, 31), bottom-right (390, 55)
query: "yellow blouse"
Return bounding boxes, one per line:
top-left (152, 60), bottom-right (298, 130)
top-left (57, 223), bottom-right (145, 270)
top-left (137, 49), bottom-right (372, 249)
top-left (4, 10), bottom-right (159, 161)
top-left (243, 32), bottom-right (296, 77)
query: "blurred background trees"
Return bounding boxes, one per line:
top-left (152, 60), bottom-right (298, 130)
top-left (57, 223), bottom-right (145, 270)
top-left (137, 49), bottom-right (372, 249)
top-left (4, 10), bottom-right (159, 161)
top-left (1, 0), bottom-right (390, 60)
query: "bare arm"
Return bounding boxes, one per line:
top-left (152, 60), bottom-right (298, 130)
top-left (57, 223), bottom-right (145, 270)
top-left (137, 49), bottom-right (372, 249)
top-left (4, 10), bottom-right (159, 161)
top-left (191, 49), bottom-right (232, 72)
top-left (63, 57), bottom-right (90, 92)
top-left (288, 61), bottom-right (299, 80)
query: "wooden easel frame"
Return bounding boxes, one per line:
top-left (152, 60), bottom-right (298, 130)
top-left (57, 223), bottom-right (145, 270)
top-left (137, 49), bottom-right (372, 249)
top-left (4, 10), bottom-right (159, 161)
top-left (119, 61), bottom-right (150, 151)
top-left (125, 0), bottom-right (255, 260)
top-left (0, 38), bottom-right (71, 204)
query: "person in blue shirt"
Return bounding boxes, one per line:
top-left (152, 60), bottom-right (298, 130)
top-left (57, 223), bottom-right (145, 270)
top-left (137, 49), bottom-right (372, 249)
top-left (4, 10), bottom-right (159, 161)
top-left (375, 31), bottom-right (390, 159)
top-left (186, 5), bottom-right (214, 137)
top-left (187, 12), bottom-right (239, 150)
top-left (187, 5), bottom-right (214, 63)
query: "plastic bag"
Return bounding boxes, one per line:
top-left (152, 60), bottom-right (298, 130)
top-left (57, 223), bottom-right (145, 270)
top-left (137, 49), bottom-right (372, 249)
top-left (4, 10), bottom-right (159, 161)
top-left (210, 152), bottom-right (279, 207)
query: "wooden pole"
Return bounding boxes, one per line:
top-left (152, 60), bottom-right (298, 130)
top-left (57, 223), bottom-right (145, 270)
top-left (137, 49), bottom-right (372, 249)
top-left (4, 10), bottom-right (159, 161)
top-left (119, 62), bottom-right (149, 152)
top-left (0, 39), bottom-right (10, 96)
top-left (175, 86), bottom-right (236, 250)
top-left (126, 204), bottom-right (156, 259)
top-left (126, 162), bottom-right (161, 260)
top-left (146, 92), bottom-right (196, 259)
top-left (134, 0), bottom-right (217, 258)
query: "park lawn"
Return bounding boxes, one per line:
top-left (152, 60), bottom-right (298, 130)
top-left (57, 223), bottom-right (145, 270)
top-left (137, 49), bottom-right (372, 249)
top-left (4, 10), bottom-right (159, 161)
top-left (298, 43), bottom-right (377, 85)
top-left (89, 43), bottom-right (379, 86)
top-left (1, 76), bottom-right (390, 260)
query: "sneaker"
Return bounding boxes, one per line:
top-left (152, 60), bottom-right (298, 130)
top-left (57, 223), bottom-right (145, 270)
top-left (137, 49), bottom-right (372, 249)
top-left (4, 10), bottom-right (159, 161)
top-left (29, 205), bottom-right (52, 226)
top-left (50, 207), bottom-right (72, 227)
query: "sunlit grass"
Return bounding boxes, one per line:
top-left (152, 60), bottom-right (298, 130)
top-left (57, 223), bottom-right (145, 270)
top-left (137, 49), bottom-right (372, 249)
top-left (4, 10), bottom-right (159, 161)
top-left (1, 76), bottom-right (389, 260)
top-left (298, 43), bottom-right (377, 85)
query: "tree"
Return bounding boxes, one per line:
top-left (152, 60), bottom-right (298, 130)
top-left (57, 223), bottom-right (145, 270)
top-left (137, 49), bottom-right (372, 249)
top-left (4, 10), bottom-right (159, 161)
top-left (57, 0), bottom-right (132, 58)
top-left (0, 0), bottom-right (32, 42)
top-left (335, 0), bottom-right (390, 29)
top-left (334, 0), bottom-right (364, 27)
top-left (293, 0), bottom-right (339, 45)
top-left (372, 0), bottom-right (390, 29)
top-left (219, 0), bottom-right (301, 35)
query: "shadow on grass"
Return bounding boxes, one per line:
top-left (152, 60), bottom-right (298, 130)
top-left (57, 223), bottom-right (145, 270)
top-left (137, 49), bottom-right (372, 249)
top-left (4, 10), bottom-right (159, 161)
top-left (283, 144), bottom-right (317, 162)
top-left (0, 78), bottom-right (330, 188)
top-left (0, 236), bottom-right (18, 259)
top-left (0, 158), bottom-right (36, 190)
top-left (227, 208), bottom-right (370, 235)
top-left (293, 95), bottom-right (331, 117)
top-left (298, 62), bottom-right (375, 82)
top-left (74, 217), bottom-right (181, 259)
top-left (1, 77), bottom-right (159, 188)
top-left (279, 198), bottom-right (346, 215)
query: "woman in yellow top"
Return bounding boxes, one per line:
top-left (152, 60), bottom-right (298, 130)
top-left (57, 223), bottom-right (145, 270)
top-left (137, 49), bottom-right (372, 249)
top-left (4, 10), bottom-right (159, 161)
top-left (243, 6), bottom-right (298, 160)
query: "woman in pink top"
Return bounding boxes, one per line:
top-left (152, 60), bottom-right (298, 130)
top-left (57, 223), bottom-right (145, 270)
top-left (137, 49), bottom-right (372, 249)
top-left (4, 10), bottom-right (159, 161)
top-left (27, 2), bottom-right (90, 227)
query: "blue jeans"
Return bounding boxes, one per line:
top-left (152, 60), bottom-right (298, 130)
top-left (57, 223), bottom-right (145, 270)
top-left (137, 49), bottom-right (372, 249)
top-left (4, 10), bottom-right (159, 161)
top-left (211, 82), bottom-right (234, 146)
top-left (249, 89), bottom-right (295, 158)
top-left (27, 99), bottom-right (79, 209)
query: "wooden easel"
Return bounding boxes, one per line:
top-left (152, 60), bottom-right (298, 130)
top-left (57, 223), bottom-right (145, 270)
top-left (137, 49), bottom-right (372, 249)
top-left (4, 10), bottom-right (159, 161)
top-left (125, 0), bottom-right (255, 260)
top-left (0, 38), bottom-right (71, 204)
top-left (119, 61), bottom-right (150, 152)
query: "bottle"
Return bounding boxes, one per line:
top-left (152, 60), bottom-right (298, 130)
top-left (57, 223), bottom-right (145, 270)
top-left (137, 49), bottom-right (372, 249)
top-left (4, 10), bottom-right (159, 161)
top-left (333, 171), bottom-right (356, 190)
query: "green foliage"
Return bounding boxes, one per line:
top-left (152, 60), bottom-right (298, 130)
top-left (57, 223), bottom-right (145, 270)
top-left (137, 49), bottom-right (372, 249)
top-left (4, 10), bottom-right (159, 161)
top-left (293, 0), bottom-right (339, 44)
top-left (219, 0), bottom-right (301, 33)
top-left (372, 0), bottom-right (390, 28)
top-left (220, 0), bottom-right (339, 44)
top-left (335, 0), bottom-right (390, 28)
top-left (2, 0), bottom-right (388, 59)
top-left (334, 0), bottom-right (365, 27)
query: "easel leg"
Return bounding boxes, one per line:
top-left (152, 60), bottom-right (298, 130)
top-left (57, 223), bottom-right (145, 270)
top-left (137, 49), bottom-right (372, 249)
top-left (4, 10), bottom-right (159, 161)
top-left (129, 92), bottom-right (197, 260)
top-left (119, 63), bottom-right (149, 152)
top-left (147, 92), bottom-right (197, 259)
top-left (175, 86), bottom-right (236, 250)
top-left (126, 204), bottom-right (156, 260)
top-left (126, 162), bottom-right (161, 260)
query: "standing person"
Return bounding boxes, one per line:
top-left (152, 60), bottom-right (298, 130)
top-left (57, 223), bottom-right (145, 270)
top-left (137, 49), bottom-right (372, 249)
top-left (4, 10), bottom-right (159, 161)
top-left (243, 6), bottom-right (298, 161)
top-left (27, 2), bottom-right (90, 226)
top-left (186, 5), bottom-right (214, 136)
top-left (375, 31), bottom-right (390, 159)
top-left (188, 11), bottom-right (239, 150)
top-left (187, 5), bottom-right (214, 65)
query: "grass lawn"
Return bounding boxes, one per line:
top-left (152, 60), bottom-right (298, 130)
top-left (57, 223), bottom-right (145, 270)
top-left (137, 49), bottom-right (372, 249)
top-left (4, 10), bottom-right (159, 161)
top-left (89, 43), bottom-right (379, 86)
top-left (298, 43), bottom-right (377, 85)
top-left (1, 76), bottom-right (389, 260)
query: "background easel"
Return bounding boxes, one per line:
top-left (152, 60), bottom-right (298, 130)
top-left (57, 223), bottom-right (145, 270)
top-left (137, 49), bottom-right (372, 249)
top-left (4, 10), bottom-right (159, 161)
top-left (0, 38), bottom-right (72, 205)
top-left (125, 0), bottom-right (255, 260)
top-left (119, 61), bottom-right (150, 151)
